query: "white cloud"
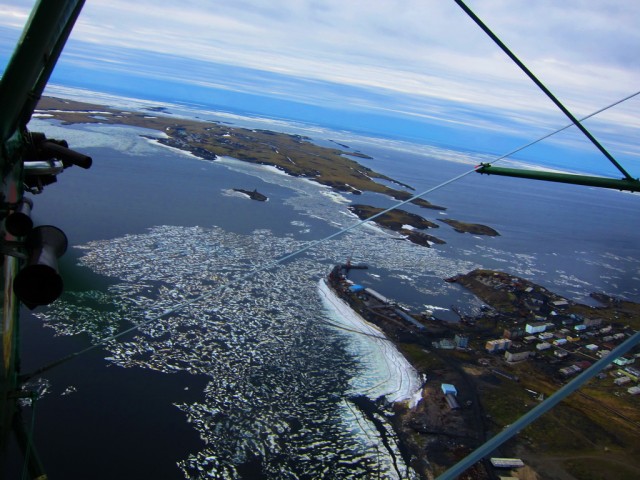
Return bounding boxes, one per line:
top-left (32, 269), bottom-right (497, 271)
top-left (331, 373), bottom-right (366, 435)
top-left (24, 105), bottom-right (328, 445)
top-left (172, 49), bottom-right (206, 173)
top-left (2, 0), bottom-right (638, 167)
top-left (58, 1), bottom-right (636, 118)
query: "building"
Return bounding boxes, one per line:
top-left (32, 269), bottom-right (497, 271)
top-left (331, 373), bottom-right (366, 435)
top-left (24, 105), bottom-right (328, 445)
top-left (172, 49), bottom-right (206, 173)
top-left (627, 386), bottom-right (640, 396)
top-left (441, 383), bottom-right (458, 396)
top-left (432, 339), bottom-right (456, 350)
top-left (536, 342), bottom-right (551, 351)
top-left (364, 287), bottom-right (390, 304)
top-left (585, 344), bottom-right (599, 352)
top-left (614, 376), bottom-right (631, 386)
top-left (503, 327), bottom-right (524, 340)
top-left (441, 383), bottom-right (459, 409)
top-left (583, 317), bottom-right (603, 327)
top-left (525, 322), bottom-right (547, 334)
top-left (454, 334), bottom-right (469, 348)
top-left (624, 366), bottom-right (640, 381)
top-left (486, 338), bottom-right (512, 353)
top-left (505, 351), bottom-right (532, 363)
top-left (574, 324), bottom-right (587, 332)
top-left (490, 458), bottom-right (525, 468)
top-left (553, 338), bottom-right (567, 346)
top-left (614, 357), bottom-right (634, 367)
top-left (560, 365), bottom-right (582, 377)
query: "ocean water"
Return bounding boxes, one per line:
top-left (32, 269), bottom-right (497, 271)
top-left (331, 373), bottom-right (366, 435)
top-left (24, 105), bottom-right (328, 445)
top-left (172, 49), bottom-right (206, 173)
top-left (11, 102), bottom-right (640, 479)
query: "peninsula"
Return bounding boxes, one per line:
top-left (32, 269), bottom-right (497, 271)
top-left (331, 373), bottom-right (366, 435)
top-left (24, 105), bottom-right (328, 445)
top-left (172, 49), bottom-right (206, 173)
top-left (327, 265), bottom-right (640, 479)
top-left (35, 97), bottom-right (444, 210)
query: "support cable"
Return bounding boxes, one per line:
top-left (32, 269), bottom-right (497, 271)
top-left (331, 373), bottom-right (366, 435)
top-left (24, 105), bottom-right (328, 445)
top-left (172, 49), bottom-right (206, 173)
top-left (22, 92), bottom-right (637, 380)
top-left (453, 0), bottom-right (635, 181)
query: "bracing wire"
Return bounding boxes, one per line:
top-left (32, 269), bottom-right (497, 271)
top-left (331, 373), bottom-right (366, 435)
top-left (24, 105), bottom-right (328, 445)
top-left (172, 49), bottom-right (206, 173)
top-left (454, 0), bottom-right (635, 181)
top-left (22, 90), bottom-right (639, 381)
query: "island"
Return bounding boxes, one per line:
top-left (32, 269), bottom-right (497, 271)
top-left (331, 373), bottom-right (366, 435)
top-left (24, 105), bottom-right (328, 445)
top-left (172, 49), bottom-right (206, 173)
top-left (327, 265), bottom-right (640, 479)
top-left (439, 218), bottom-right (500, 236)
top-left (35, 97), bottom-right (445, 210)
top-left (232, 188), bottom-right (267, 201)
top-left (348, 204), bottom-right (446, 247)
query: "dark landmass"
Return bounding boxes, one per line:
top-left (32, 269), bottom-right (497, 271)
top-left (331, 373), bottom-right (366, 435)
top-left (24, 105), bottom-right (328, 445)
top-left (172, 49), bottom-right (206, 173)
top-left (349, 204), bottom-right (438, 230)
top-left (403, 230), bottom-right (447, 247)
top-left (328, 265), bottom-right (640, 479)
top-left (144, 106), bottom-right (169, 113)
top-left (348, 204), bottom-right (446, 247)
top-left (344, 151), bottom-right (373, 160)
top-left (439, 218), bottom-right (500, 236)
top-left (233, 188), bottom-right (267, 201)
top-left (35, 97), bottom-right (444, 210)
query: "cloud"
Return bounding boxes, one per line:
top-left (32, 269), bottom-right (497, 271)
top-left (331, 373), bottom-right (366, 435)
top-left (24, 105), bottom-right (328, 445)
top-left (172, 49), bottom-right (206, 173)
top-left (2, 0), bottom-right (638, 170)
top-left (4, 1), bottom-right (638, 111)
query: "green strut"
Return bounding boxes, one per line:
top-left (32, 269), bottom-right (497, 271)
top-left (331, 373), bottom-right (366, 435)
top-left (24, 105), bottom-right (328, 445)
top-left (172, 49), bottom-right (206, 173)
top-left (475, 164), bottom-right (640, 193)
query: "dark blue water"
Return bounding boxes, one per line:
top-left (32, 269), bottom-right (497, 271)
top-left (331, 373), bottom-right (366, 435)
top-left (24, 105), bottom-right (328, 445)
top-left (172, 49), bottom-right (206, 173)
top-left (328, 139), bottom-right (639, 303)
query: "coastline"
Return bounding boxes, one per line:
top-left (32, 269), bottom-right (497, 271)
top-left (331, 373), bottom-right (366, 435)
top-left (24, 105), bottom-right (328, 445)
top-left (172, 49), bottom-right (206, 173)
top-left (35, 96), bottom-right (446, 209)
top-left (317, 278), bottom-right (422, 404)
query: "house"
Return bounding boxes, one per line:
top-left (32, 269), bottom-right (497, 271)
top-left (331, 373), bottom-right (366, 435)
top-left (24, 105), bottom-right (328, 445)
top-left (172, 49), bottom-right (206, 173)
top-left (560, 365), bottom-right (581, 377)
top-left (454, 334), bottom-right (469, 348)
top-left (627, 386), bottom-right (640, 396)
top-left (525, 322), bottom-right (547, 334)
top-left (486, 338), bottom-right (512, 353)
top-left (490, 458), bottom-right (525, 468)
top-left (583, 318), bottom-right (603, 327)
top-left (503, 328), bottom-right (524, 340)
top-left (441, 383), bottom-right (457, 396)
top-left (614, 357), bottom-right (634, 367)
top-left (614, 376), bottom-right (631, 386)
top-left (505, 351), bottom-right (532, 363)
top-left (441, 383), bottom-right (459, 408)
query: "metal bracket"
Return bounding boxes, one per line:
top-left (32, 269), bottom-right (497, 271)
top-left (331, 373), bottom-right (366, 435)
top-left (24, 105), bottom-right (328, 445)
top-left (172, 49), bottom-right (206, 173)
top-left (0, 240), bottom-right (27, 260)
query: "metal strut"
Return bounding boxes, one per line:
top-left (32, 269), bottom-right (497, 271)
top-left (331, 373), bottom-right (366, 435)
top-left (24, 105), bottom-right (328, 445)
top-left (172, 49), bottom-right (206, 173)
top-left (475, 164), bottom-right (640, 193)
top-left (454, 0), bottom-right (638, 186)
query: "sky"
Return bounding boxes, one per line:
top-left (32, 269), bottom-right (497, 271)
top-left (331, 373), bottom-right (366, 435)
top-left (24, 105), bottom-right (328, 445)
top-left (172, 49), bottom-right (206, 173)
top-left (1, 0), bottom-right (639, 176)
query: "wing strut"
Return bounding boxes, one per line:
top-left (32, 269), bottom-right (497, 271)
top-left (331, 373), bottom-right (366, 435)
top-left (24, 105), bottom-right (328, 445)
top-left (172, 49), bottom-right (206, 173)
top-left (1, 2), bottom-right (87, 478)
top-left (454, 0), bottom-right (639, 191)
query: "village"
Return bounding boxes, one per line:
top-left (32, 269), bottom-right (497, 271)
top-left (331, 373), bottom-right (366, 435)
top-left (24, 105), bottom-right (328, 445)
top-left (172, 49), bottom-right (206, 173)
top-left (327, 263), bottom-right (640, 479)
